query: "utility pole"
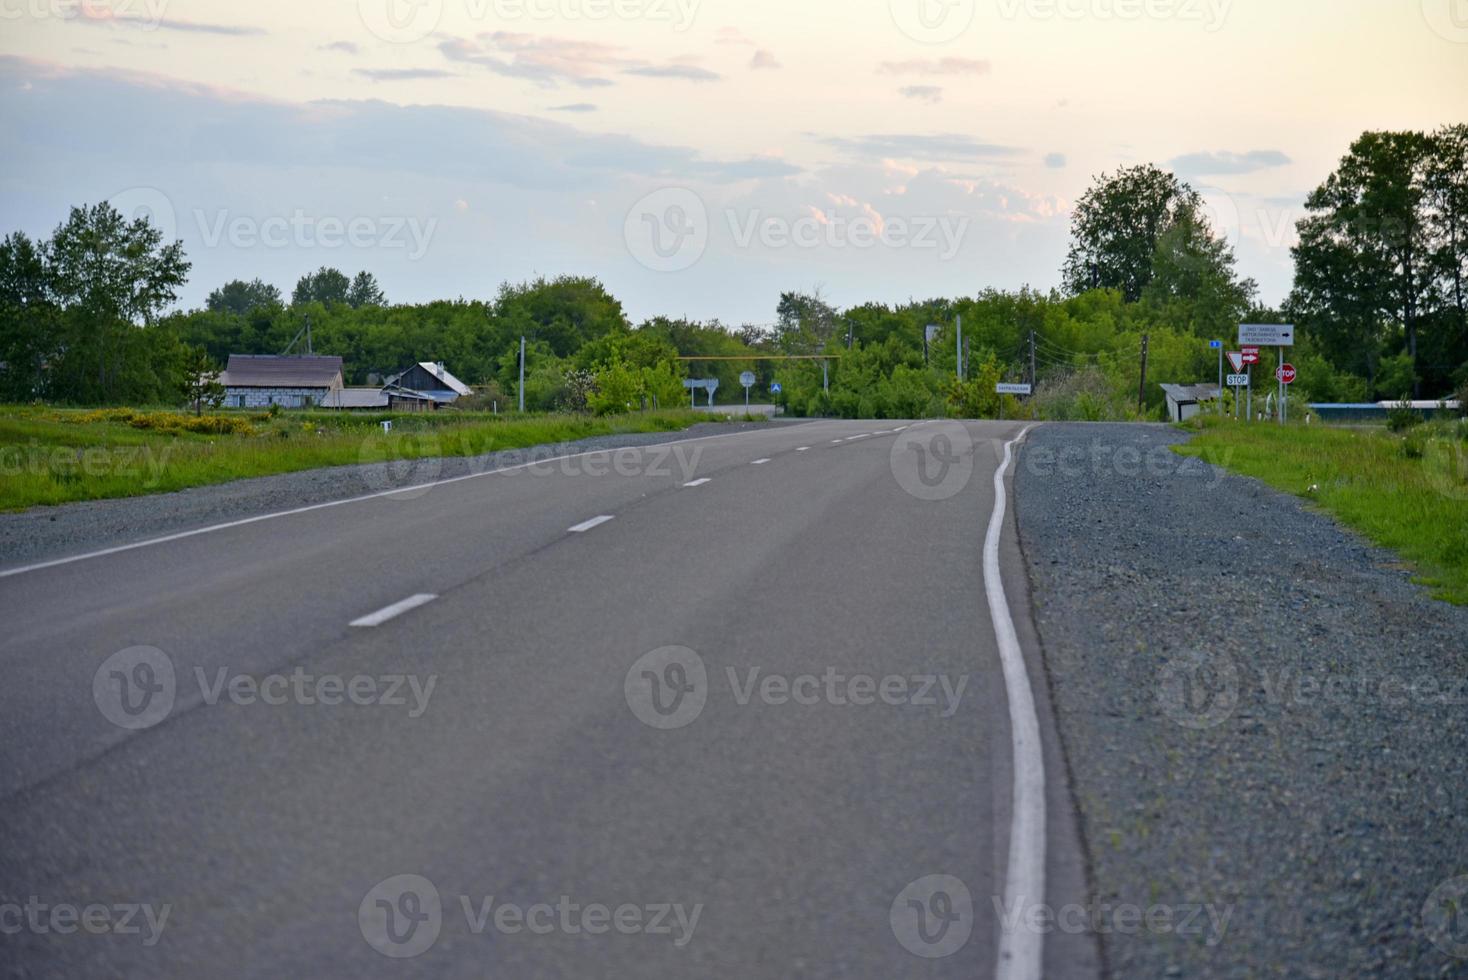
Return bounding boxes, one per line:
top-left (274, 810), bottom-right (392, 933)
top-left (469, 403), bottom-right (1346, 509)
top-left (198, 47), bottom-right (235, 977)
top-left (518, 335), bottom-right (526, 413)
top-left (305, 315), bottom-right (313, 355)
top-left (956, 316), bottom-right (963, 381)
top-left (1029, 331), bottom-right (1037, 389)
top-left (1216, 343), bottom-right (1223, 415)
top-left (1137, 334), bottom-right (1150, 416)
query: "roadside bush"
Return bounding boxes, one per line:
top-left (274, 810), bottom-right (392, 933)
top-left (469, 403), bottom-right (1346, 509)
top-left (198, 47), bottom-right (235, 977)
top-left (66, 408), bottom-right (256, 435)
top-left (1387, 402), bottom-right (1423, 433)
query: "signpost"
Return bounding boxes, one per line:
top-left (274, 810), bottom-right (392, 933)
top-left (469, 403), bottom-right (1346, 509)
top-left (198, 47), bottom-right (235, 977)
top-left (1227, 373), bottom-right (1250, 387)
top-left (1276, 363), bottom-right (1296, 385)
top-left (996, 383), bottom-right (1033, 396)
top-left (740, 371), bottom-right (756, 411)
top-left (1240, 325), bottom-right (1294, 424)
top-left (1211, 340), bottom-right (1224, 415)
top-left (683, 378), bottom-right (719, 408)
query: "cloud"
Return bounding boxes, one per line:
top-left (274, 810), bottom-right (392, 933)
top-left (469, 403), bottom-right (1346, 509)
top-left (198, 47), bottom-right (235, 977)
top-left (438, 33), bottom-right (628, 88)
top-left (878, 58), bottom-right (990, 76)
top-left (71, 7), bottom-right (266, 36)
top-left (623, 64), bottom-right (721, 82)
top-left (899, 86), bottom-right (942, 103)
top-left (321, 41), bottom-right (360, 55)
top-left (1044, 152), bottom-right (1066, 168)
top-left (714, 27), bottom-right (755, 45)
top-left (750, 50), bottom-right (781, 70)
top-left (1169, 149), bottom-right (1292, 177)
top-left (353, 68), bottom-right (453, 82)
top-left (549, 103), bottom-right (598, 112)
top-left (817, 133), bottom-right (1021, 162)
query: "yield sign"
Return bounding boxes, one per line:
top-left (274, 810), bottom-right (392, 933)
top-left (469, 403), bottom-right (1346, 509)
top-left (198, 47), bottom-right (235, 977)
top-left (1225, 351), bottom-right (1244, 372)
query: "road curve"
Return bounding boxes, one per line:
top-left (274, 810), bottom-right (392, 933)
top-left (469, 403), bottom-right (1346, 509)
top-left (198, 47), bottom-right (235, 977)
top-left (0, 419), bottom-right (1099, 978)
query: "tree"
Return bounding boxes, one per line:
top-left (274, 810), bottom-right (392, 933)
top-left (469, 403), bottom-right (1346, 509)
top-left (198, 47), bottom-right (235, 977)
top-left (45, 202), bottom-right (191, 403)
top-left (181, 347), bottom-right (225, 415)
top-left (493, 276), bottom-right (628, 357)
top-left (775, 289), bottom-right (839, 353)
top-left (206, 278), bottom-right (282, 315)
top-left (0, 231), bottom-right (57, 401)
top-left (347, 271), bottom-right (386, 309)
top-left (1425, 125), bottom-right (1468, 343)
top-left (1062, 165), bottom-right (1203, 301)
top-left (292, 267), bottom-right (351, 306)
top-left (1140, 209), bottom-right (1257, 338)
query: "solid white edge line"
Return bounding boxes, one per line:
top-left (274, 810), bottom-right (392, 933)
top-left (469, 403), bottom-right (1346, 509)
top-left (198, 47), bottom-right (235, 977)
top-left (349, 593), bottom-right (438, 628)
top-left (750, 458), bottom-right (771, 465)
top-left (795, 447), bottom-right (810, 452)
top-left (987, 424), bottom-right (1045, 980)
top-left (683, 478), bottom-right (711, 487)
top-left (0, 424), bottom-right (818, 580)
top-left (567, 515), bottom-right (614, 533)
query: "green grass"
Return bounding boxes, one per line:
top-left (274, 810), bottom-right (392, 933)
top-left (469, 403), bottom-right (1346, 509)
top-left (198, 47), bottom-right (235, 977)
top-left (1174, 416), bottom-right (1468, 605)
top-left (0, 405), bottom-right (729, 511)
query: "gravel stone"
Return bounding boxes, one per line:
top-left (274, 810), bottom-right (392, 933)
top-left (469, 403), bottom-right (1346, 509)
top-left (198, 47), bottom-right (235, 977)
top-left (1014, 423), bottom-right (1468, 979)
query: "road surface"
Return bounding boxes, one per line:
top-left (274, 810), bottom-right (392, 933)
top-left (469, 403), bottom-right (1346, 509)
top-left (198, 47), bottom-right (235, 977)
top-left (0, 419), bottom-right (1098, 978)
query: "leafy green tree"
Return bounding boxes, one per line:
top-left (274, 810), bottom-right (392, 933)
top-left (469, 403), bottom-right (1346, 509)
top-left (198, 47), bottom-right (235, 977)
top-left (206, 278), bottom-right (282, 315)
top-left (1291, 130), bottom-right (1438, 396)
top-left (181, 347), bottom-right (225, 415)
top-left (0, 231), bottom-right (56, 401)
top-left (292, 267), bottom-right (351, 306)
top-left (589, 359), bottom-right (641, 414)
top-left (1140, 209), bottom-right (1257, 338)
top-left (45, 202), bottom-right (191, 403)
top-left (347, 271), bottom-right (386, 309)
top-left (494, 276), bottom-right (628, 357)
top-left (1062, 164), bottom-right (1203, 301)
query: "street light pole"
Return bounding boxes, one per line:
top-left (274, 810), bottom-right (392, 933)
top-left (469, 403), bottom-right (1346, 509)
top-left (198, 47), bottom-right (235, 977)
top-left (518, 336), bottom-right (526, 413)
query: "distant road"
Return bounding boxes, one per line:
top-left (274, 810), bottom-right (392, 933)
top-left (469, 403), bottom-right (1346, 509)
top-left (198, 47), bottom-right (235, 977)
top-left (0, 420), bottom-right (1097, 978)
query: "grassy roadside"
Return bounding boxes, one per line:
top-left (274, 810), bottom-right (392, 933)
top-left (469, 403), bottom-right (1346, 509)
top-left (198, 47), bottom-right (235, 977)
top-left (0, 406), bottom-right (737, 512)
top-left (1173, 416), bottom-right (1468, 605)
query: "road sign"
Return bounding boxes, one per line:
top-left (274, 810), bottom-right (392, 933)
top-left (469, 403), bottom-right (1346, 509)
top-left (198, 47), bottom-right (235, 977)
top-left (683, 378), bottom-right (719, 392)
top-left (996, 383), bottom-right (1033, 396)
top-left (1240, 347), bottom-right (1261, 365)
top-left (770, 382), bottom-right (782, 394)
top-left (1209, 340), bottom-right (1223, 349)
top-left (1239, 324), bottom-right (1295, 346)
top-left (739, 371), bottom-right (756, 387)
top-left (1225, 351), bottom-right (1244, 372)
top-left (1276, 363), bottom-right (1297, 385)
top-left (1227, 373), bottom-right (1250, 387)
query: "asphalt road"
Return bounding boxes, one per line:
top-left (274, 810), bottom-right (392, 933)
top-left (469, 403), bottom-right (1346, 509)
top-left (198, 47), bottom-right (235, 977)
top-left (0, 419), bottom-right (1097, 978)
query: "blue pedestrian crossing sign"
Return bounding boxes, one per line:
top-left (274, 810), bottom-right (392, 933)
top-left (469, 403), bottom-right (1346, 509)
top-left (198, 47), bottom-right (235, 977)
top-left (770, 383), bottom-right (782, 394)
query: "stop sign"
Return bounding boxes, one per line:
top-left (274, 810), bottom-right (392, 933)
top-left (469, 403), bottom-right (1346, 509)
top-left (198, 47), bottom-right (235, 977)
top-left (1276, 363), bottom-right (1297, 385)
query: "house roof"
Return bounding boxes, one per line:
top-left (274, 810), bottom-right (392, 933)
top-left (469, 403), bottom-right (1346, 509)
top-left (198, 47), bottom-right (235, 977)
top-left (221, 355), bottom-right (343, 389)
top-left (386, 362), bottom-right (472, 396)
top-left (1159, 383), bottom-right (1221, 403)
top-left (319, 387), bottom-right (389, 409)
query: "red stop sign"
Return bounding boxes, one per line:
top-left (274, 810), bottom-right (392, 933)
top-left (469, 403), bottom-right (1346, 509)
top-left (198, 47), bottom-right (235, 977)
top-left (1277, 363), bottom-right (1297, 385)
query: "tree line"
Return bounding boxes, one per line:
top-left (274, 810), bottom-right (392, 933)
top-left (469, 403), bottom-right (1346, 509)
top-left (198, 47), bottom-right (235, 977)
top-left (1, 124), bottom-right (1463, 416)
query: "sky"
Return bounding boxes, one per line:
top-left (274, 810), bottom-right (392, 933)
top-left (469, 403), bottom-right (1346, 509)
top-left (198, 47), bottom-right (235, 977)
top-left (1, 0), bottom-right (1465, 326)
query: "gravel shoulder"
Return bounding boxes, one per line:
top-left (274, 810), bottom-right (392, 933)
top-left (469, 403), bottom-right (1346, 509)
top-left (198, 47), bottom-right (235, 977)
top-left (1014, 423), bottom-right (1468, 979)
top-left (0, 420), bottom-right (778, 569)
